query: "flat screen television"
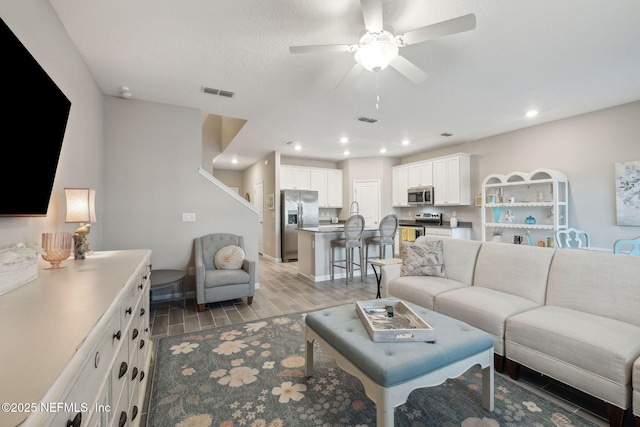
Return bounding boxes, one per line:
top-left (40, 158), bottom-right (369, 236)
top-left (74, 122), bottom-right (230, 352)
top-left (0, 17), bottom-right (72, 216)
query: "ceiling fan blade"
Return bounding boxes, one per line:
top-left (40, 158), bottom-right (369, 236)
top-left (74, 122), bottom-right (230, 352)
top-left (399, 13), bottom-right (476, 46)
top-left (389, 55), bottom-right (428, 84)
top-left (336, 63), bottom-right (364, 89)
top-left (289, 44), bottom-right (353, 54)
top-left (360, 0), bottom-right (383, 33)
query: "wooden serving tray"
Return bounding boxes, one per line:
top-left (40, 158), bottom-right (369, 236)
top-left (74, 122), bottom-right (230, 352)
top-left (355, 300), bottom-right (435, 342)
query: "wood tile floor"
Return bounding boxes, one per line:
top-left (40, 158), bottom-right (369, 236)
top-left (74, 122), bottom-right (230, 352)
top-left (145, 256), bottom-right (635, 427)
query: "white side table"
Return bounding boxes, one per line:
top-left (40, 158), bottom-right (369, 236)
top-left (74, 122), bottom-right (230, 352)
top-left (368, 258), bottom-right (402, 298)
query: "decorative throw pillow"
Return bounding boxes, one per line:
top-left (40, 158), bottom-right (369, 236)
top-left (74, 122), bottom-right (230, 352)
top-left (214, 245), bottom-right (245, 270)
top-left (400, 240), bottom-right (446, 277)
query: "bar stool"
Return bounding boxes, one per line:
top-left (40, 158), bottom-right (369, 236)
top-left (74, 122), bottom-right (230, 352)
top-left (330, 214), bottom-right (365, 283)
top-left (365, 214), bottom-right (399, 265)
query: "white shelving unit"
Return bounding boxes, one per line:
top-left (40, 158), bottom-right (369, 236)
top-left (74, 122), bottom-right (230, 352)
top-left (481, 169), bottom-right (568, 246)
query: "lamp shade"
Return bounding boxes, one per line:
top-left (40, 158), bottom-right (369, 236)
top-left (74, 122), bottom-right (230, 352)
top-left (354, 41), bottom-right (398, 72)
top-left (65, 188), bottom-right (96, 223)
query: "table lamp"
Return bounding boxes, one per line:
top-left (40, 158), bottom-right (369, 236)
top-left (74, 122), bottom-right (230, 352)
top-left (65, 188), bottom-right (96, 259)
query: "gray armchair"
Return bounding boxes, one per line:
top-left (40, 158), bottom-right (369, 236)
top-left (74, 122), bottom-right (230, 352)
top-left (195, 233), bottom-right (255, 312)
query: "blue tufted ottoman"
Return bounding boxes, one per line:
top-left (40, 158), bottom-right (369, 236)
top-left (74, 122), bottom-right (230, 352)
top-left (305, 299), bottom-right (494, 427)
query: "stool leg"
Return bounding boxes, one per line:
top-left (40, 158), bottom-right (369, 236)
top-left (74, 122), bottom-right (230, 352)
top-left (345, 247), bottom-right (351, 283)
top-left (330, 246), bottom-right (334, 281)
top-left (359, 246), bottom-right (364, 281)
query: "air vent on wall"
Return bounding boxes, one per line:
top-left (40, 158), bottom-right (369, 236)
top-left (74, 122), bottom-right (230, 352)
top-left (357, 116), bottom-right (378, 123)
top-left (202, 86), bottom-right (235, 98)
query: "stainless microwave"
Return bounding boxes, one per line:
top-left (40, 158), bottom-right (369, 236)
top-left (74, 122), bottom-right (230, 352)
top-left (407, 186), bottom-right (434, 205)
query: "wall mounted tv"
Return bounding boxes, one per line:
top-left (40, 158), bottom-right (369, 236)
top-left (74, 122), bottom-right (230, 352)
top-left (0, 18), bottom-right (71, 217)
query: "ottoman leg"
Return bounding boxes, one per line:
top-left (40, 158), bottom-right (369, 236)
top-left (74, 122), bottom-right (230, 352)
top-left (482, 363), bottom-right (495, 411)
top-left (304, 333), bottom-right (314, 377)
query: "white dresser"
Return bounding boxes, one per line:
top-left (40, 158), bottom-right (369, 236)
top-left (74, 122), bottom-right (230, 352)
top-left (0, 250), bottom-right (152, 427)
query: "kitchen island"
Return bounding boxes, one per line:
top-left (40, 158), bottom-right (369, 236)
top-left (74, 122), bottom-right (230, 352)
top-left (297, 225), bottom-right (381, 282)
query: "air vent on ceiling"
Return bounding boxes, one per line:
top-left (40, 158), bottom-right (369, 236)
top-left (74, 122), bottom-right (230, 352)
top-left (283, 140), bottom-right (294, 145)
top-left (202, 86), bottom-right (235, 98)
top-left (357, 117), bottom-right (378, 123)
top-left (441, 132), bottom-right (453, 137)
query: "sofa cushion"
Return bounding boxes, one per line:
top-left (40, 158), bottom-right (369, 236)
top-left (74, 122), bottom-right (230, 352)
top-left (633, 358), bottom-right (640, 417)
top-left (214, 245), bottom-right (245, 270)
top-left (204, 268), bottom-right (250, 288)
top-left (473, 242), bottom-right (554, 305)
top-left (388, 276), bottom-right (467, 311)
top-left (400, 240), bottom-right (445, 277)
top-left (434, 287), bottom-right (540, 355)
top-left (546, 249), bottom-right (640, 326)
top-left (506, 305), bottom-right (640, 392)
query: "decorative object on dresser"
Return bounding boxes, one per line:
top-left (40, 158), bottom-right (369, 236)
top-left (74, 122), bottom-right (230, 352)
top-left (0, 242), bottom-right (44, 296)
top-left (0, 250), bottom-right (153, 427)
top-left (65, 187), bottom-right (97, 258)
top-left (41, 232), bottom-right (72, 269)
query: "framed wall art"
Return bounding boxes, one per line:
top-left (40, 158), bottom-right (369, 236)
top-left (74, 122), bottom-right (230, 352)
top-left (615, 160), bottom-right (640, 226)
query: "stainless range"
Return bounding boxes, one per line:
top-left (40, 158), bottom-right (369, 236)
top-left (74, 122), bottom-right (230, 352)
top-left (399, 213), bottom-right (442, 242)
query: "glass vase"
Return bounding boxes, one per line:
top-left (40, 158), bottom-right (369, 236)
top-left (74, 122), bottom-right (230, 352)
top-left (41, 232), bottom-right (72, 269)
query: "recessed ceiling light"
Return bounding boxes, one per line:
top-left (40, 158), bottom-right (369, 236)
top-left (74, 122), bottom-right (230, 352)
top-left (294, 145), bottom-right (301, 151)
top-left (231, 158), bottom-right (238, 164)
top-left (340, 137), bottom-right (348, 143)
top-left (344, 150), bottom-right (350, 156)
top-left (402, 139), bottom-right (410, 146)
top-left (380, 148), bottom-right (387, 154)
top-left (526, 110), bottom-right (539, 118)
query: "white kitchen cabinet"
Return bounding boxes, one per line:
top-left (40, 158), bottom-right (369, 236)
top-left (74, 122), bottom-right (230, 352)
top-left (433, 154), bottom-right (471, 206)
top-left (309, 168), bottom-right (342, 207)
top-left (408, 161), bottom-right (433, 188)
top-left (481, 168), bottom-right (568, 245)
top-left (392, 165), bottom-right (409, 206)
top-left (0, 250), bottom-right (152, 427)
top-left (280, 166), bottom-right (310, 190)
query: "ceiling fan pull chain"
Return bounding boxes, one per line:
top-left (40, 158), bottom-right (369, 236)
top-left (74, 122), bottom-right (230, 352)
top-left (375, 74), bottom-right (380, 110)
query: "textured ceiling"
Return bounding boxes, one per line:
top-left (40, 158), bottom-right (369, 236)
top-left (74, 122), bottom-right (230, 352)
top-left (49, 0), bottom-right (640, 170)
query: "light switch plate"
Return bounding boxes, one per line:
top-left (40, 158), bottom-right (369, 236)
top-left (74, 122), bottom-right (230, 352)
top-left (183, 213), bottom-right (196, 222)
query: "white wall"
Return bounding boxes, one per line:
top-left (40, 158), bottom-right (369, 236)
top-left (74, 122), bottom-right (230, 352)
top-left (401, 101), bottom-right (640, 247)
top-left (0, 0), bottom-right (104, 248)
top-left (102, 97), bottom-right (259, 291)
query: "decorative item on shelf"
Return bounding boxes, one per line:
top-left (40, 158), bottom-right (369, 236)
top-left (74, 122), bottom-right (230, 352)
top-left (526, 230), bottom-right (534, 246)
top-left (546, 236), bottom-right (554, 248)
top-left (489, 194), bottom-right (497, 204)
top-left (513, 235), bottom-right (523, 244)
top-left (537, 241), bottom-right (546, 247)
top-left (525, 215), bottom-right (536, 224)
top-left (41, 232), bottom-right (72, 269)
top-left (65, 188), bottom-right (97, 259)
top-left (492, 207), bottom-right (502, 223)
top-left (507, 197), bottom-right (515, 203)
top-left (491, 228), bottom-right (502, 242)
top-left (450, 211), bottom-right (458, 228)
top-left (547, 207), bottom-right (554, 224)
top-left (497, 188), bottom-right (504, 203)
top-left (0, 242), bottom-right (45, 295)
top-left (504, 209), bottom-right (515, 223)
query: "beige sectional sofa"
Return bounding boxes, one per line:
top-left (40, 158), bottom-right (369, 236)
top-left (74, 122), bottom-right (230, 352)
top-left (380, 236), bottom-right (640, 427)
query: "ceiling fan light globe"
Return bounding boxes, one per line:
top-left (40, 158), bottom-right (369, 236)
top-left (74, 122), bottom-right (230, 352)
top-left (355, 41), bottom-right (398, 72)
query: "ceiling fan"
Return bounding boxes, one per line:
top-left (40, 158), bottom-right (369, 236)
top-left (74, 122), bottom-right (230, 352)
top-left (289, 0), bottom-right (476, 86)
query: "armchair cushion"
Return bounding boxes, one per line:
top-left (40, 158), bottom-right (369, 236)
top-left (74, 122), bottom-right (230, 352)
top-left (204, 268), bottom-right (250, 288)
top-left (214, 245), bottom-right (245, 270)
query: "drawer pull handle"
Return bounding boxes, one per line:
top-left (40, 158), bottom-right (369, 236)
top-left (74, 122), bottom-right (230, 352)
top-left (131, 405), bottom-right (139, 421)
top-left (113, 331), bottom-right (122, 341)
top-left (125, 307), bottom-right (132, 315)
top-left (140, 339), bottom-right (145, 349)
top-left (132, 328), bottom-right (139, 340)
top-left (118, 362), bottom-right (128, 379)
top-left (66, 412), bottom-right (82, 427)
top-left (138, 283), bottom-right (143, 290)
top-left (131, 366), bottom-right (138, 381)
top-left (94, 351), bottom-right (100, 369)
top-left (118, 411), bottom-right (127, 427)
top-left (143, 274), bottom-right (148, 280)
top-left (140, 307), bottom-right (146, 316)
top-left (140, 370), bottom-right (145, 381)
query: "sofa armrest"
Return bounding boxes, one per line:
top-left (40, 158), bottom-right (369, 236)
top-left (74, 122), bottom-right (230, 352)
top-left (380, 263), bottom-right (402, 298)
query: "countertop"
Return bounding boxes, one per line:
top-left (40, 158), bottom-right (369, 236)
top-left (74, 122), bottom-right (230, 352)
top-left (299, 224), bottom-right (380, 233)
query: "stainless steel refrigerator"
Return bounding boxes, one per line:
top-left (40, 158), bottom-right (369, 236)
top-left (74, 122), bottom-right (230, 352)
top-left (281, 190), bottom-right (319, 262)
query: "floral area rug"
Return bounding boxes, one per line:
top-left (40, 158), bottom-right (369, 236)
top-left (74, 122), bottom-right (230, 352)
top-left (148, 311), bottom-right (600, 427)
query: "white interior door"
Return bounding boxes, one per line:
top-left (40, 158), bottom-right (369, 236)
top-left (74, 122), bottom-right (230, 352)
top-left (254, 181), bottom-right (264, 254)
top-left (353, 180), bottom-right (380, 227)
